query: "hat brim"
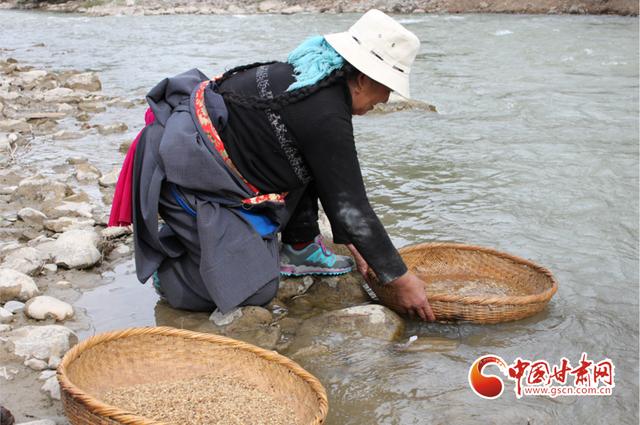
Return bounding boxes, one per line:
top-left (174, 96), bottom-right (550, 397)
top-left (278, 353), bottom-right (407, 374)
top-left (325, 31), bottom-right (411, 99)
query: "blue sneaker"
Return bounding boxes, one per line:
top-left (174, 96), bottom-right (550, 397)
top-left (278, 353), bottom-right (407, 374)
top-left (280, 235), bottom-right (354, 276)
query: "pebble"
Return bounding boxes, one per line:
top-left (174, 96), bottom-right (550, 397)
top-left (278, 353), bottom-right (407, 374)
top-left (24, 358), bottom-right (48, 371)
top-left (8, 324), bottom-right (77, 361)
top-left (25, 295), bottom-right (74, 321)
top-left (3, 300), bottom-right (25, 314)
top-left (0, 268), bottom-right (39, 301)
top-left (1, 247), bottom-right (48, 276)
top-left (41, 375), bottom-right (61, 400)
top-left (0, 307), bottom-right (13, 324)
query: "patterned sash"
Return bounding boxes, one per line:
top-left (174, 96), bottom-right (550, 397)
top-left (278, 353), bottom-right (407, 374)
top-left (193, 80), bottom-right (286, 205)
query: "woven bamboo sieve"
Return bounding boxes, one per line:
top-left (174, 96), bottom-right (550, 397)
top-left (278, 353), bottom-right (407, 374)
top-left (366, 243), bottom-right (558, 324)
top-left (57, 326), bottom-right (329, 425)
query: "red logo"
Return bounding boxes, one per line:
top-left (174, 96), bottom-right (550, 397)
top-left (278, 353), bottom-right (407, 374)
top-left (468, 355), bottom-right (509, 399)
top-left (469, 353), bottom-right (615, 399)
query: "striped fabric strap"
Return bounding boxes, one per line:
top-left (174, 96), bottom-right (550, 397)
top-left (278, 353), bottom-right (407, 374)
top-left (193, 80), bottom-right (286, 205)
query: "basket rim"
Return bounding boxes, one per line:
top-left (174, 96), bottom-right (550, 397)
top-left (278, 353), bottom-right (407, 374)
top-left (375, 242), bottom-right (558, 306)
top-left (57, 326), bottom-right (329, 425)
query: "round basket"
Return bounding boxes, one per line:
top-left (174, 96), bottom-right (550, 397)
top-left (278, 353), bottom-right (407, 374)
top-left (366, 243), bottom-right (558, 324)
top-left (57, 326), bottom-right (328, 425)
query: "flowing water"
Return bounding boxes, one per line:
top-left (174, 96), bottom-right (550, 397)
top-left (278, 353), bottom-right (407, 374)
top-left (1, 11), bottom-right (638, 424)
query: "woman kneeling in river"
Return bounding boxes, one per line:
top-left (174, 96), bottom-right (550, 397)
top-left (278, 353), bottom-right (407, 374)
top-left (113, 9), bottom-right (436, 321)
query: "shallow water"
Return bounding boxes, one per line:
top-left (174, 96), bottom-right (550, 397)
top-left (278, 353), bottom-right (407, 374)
top-left (1, 11), bottom-right (638, 424)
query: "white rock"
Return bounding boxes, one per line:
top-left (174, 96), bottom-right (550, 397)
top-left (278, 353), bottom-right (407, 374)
top-left (39, 369), bottom-right (56, 380)
top-left (0, 268), bottom-right (39, 301)
top-left (209, 308), bottom-right (243, 326)
top-left (74, 162), bottom-right (101, 181)
top-left (66, 155), bottom-right (88, 165)
top-left (43, 217), bottom-right (95, 233)
top-left (50, 201), bottom-right (94, 218)
top-left (0, 306), bottom-right (13, 323)
top-left (42, 87), bottom-right (80, 103)
top-left (17, 207), bottom-right (47, 229)
top-left (16, 70), bottom-right (47, 84)
top-left (0, 118), bottom-right (30, 133)
top-left (55, 280), bottom-right (71, 288)
top-left (0, 185), bottom-right (17, 195)
top-left (47, 228), bottom-right (101, 269)
top-left (41, 375), bottom-right (61, 400)
top-left (63, 72), bottom-right (101, 92)
top-left (24, 357), bottom-right (48, 371)
top-left (47, 355), bottom-right (61, 369)
top-left (8, 325), bottom-right (77, 360)
top-left (112, 244), bottom-right (130, 256)
top-left (101, 225), bottom-right (131, 239)
top-left (1, 247), bottom-right (48, 275)
top-left (17, 420), bottom-right (57, 425)
top-left (98, 167), bottom-right (119, 187)
top-left (258, 0), bottom-right (285, 12)
top-left (96, 122), bottom-right (127, 135)
top-left (3, 300), bottom-right (25, 314)
top-left (0, 324), bottom-right (11, 332)
top-left (53, 129), bottom-right (84, 140)
top-left (25, 295), bottom-right (74, 321)
top-left (42, 263), bottom-right (57, 273)
top-left (13, 175), bottom-right (70, 202)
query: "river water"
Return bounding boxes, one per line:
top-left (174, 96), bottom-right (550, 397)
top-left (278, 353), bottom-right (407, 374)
top-left (1, 11), bottom-right (638, 425)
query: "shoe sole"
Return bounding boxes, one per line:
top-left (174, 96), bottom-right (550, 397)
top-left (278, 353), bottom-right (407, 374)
top-left (280, 264), bottom-right (352, 277)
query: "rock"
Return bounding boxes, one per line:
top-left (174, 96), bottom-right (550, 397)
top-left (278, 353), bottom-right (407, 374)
top-left (0, 185), bottom-right (16, 195)
top-left (43, 217), bottom-right (95, 233)
top-left (109, 243), bottom-right (131, 259)
top-left (3, 300), bottom-right (25, 314)
top-left (289, 304), bottom-right (404, 352)
top-left (277, 275), bottom-right (314, 301)
top-left (0, 406), bottom-right (14, 425)
top-left (119, 139), bottom-right (132, 153)
top-left (41, 375), bottom-right (61, 400)
top-left (25, 296), bottom-right (74, 321)
top-left (0, 119), bottom-right (31, 134)
top-left (45, 201), bottom-right (94, 219)
top-left (0, 269), bottom-right (39, 301)
top-left (77, 101), bottom-right (106, 113)
top-left (258, 0), bottom-right (285, 12)
top-left (42, 264), bottom-right (57, 273)
top-left (15, 70), bottom-right (47, 85)
top-left (8, 324), bottom-right (77, 361)
top-left (98, 167), bottom-right (119, 187)
top-left (66, 155), bottom-right (88, 165)
top-left (53, 129), bottom-right (84, 140)
top-left (0, 307), bottom-right (13, 324)
top-left (1, 247), bottom-right (48, 275)
top-left (304, 273), bottom-right (370, 308)
top-left (0, 273), bottom-right (21, 303)
top-left (47, 355), bottom-right (61, 369)
top-left (0, 324), bottom-right (11, 333)
top-left (62, 72), bottom-right (101, 92)
top-left (41, 87), bottom-right (81, 103)
top-left (392, 336), bottom-right (460, 353)
top-left (74, 162), bottom-right (101, 181)
top-left (208, 306), bottom-right (279, 350)
top-left (281, 5), bottom-right (304, 14)
top-left (101, 225), bottom-right (131, 239)
top-left (17, 420), bottom-right (57, 425)
top-left (38, 370), bottom-right (56, 381)
top-left (55, 280), bottom-right (71, 288)
top-left (45, 228), bottom-right (101, 269)
top-left (17, 207), bottom-right (47, 229)
top-left (24, 358), bottom-right (48, 371)
top-left (13, 175), bottom-right (71, 202)
top-left (96, 122), bottom-right (127, 135)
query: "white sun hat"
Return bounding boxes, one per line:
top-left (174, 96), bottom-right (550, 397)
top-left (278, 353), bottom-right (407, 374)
top-left (324, 9), bottom-right (421, 99)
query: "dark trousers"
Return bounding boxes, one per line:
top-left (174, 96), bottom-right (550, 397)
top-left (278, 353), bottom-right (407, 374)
top-left (282, 182), bottom-right (320, 244)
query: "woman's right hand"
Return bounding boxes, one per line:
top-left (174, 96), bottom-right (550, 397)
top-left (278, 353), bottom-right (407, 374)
top-left (387, 272), bottom-right (436, 322)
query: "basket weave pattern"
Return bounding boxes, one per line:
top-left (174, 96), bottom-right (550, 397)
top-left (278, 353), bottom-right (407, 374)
top-left (367, 243), bottom-right (558, 323)
top-left (57, 326), bottom-right (329, 425)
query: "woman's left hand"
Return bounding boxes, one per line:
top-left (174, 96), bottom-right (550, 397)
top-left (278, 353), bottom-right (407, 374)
top-left (346, 243), bottom-right (369, 279)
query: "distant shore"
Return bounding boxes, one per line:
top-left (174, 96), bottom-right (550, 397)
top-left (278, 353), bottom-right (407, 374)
top-left (1, 0), bottom-right (637, 16)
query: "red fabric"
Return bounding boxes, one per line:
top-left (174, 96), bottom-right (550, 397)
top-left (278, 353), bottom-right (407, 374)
top-left (108, 108), bottom-right (155, 227)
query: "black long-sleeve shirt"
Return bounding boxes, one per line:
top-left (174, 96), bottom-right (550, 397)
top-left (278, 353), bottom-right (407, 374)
top-left (217, 62), bottom-right (407, 283)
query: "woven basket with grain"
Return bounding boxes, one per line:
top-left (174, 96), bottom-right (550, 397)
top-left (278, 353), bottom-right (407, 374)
top-left (57, 326), bottom-right (328, 425)
top-left (366, 243), bottom-right (558, 324)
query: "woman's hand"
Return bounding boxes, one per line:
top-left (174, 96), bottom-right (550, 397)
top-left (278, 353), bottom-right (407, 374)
top-left (346, 243), bottom-right (369, 279)
top-left (387, 272), bottom-right (436, 322)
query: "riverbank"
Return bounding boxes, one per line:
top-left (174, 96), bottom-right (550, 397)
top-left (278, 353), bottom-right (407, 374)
top-left (1, 0), bottom-right (638, 16)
